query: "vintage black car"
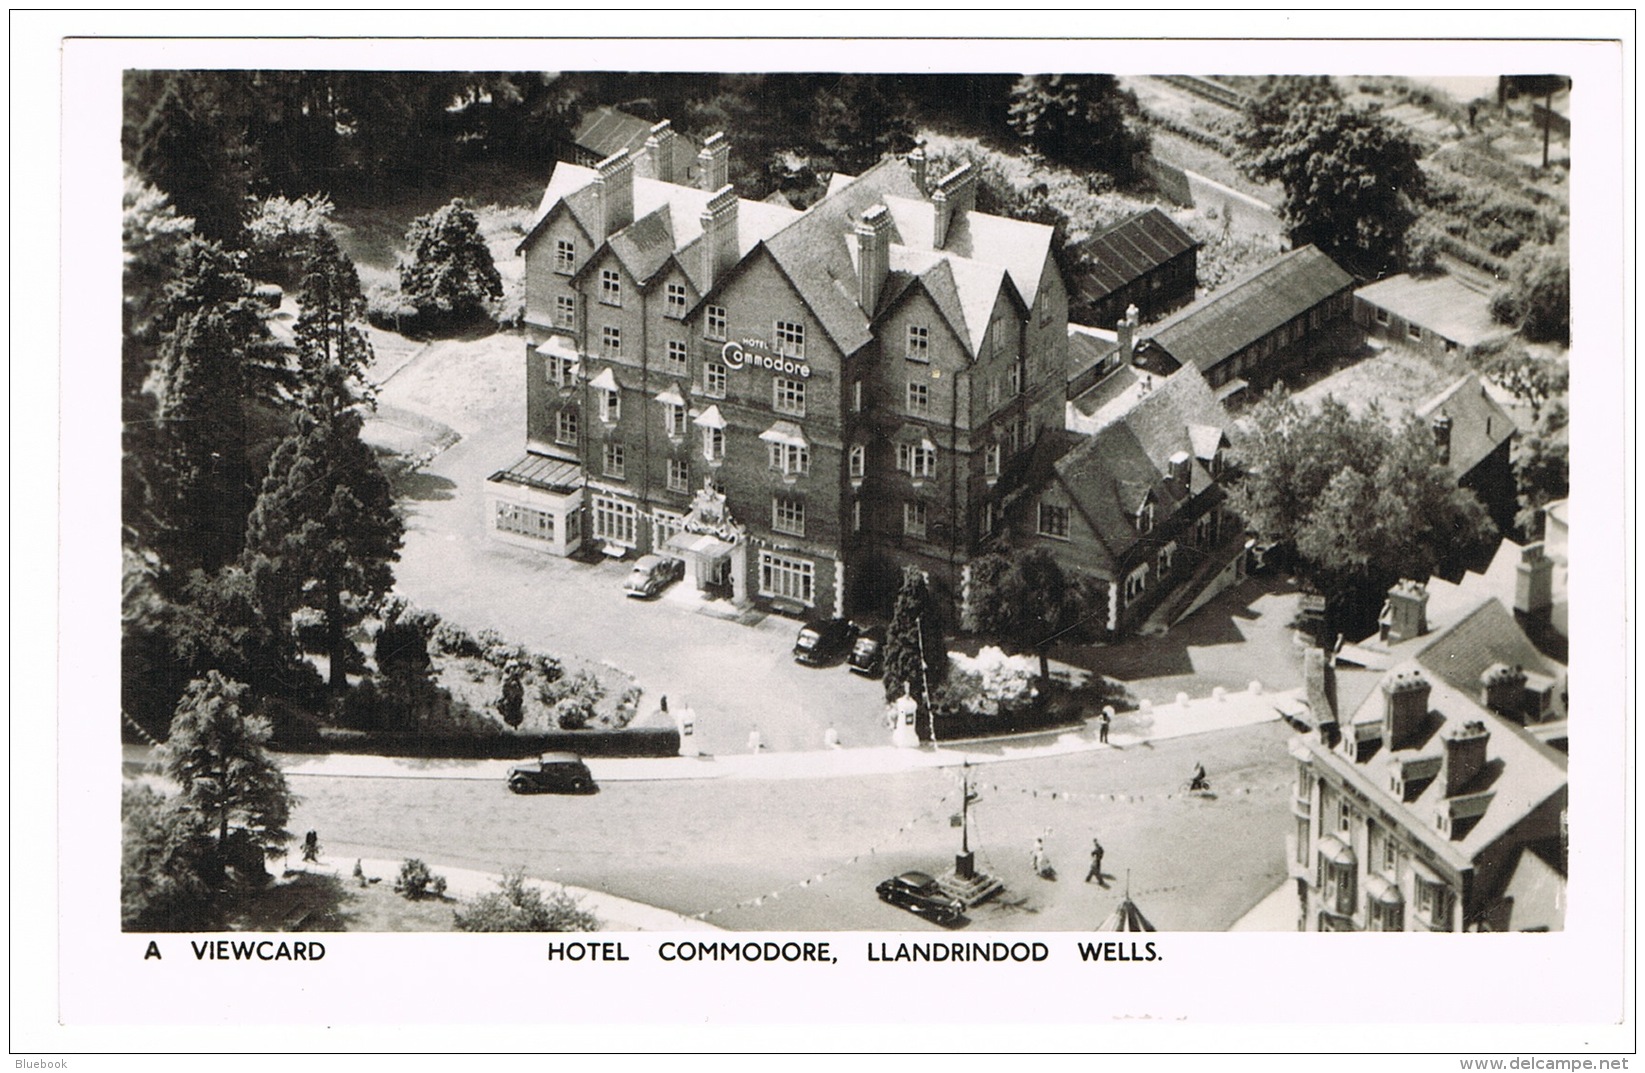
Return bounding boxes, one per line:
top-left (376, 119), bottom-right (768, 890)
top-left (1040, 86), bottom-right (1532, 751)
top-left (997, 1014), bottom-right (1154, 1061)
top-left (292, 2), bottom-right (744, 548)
top-left (506, 752), bottom-right (596, 795)
top-left (847, 624), bottom-right (886, 678)
top-left (623, 554), bottom-right (685, 598)
top-left (875, 871), bottom-right (966, 926)
top-left (793, 618), bottom-right (857, 666)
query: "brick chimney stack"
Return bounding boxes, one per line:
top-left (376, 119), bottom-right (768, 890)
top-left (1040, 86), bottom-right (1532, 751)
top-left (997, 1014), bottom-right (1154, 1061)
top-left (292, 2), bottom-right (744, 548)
top-left (1515, 541), bottom-right (1554, 619)
top-left (699, 185), bottom-right (739, 292)
top-left (698, 132), bottom-right (730, 192)
top-left (1116, 304), bottom-right (1141, 363)
top-left (644, 120), bottom-right (678, 184)
top-left (592, 149), bottom-right (635, 244)
top-left (1379, 579), bottom-right (1429, 643)
top-left (856, 204), bottom-right (893, 315)
top-left (1381, 664), bottom-right (1431, 751)
top-left (907, 144), bottom-right (928, 195)
top-left (1441, 720), bottom-right (1490, 797)
top-left (930, 163), bottom-right (976, 249)
top-left (1480, 663), bottom-right (1529, 722)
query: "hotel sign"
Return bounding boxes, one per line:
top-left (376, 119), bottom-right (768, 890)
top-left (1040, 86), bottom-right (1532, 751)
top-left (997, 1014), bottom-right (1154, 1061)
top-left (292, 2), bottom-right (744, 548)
top-left (722, 338), bottom-right (812, 379)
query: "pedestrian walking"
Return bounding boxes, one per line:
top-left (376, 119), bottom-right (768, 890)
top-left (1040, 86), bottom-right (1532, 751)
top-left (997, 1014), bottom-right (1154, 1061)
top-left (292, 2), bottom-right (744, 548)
top-left (1085, 838), bottom-right (1106, 886)
top-left (301, 830), bottom-right (320, 863)
top-left (1031, 836), bottom-right (1056, 881)
top-left (1099, 705), bottom-right (1113, 744)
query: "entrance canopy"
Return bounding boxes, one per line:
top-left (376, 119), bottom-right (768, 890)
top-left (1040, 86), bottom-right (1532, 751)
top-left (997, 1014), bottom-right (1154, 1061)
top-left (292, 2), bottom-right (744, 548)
top-left (666, 530), bottom-right (734, 564)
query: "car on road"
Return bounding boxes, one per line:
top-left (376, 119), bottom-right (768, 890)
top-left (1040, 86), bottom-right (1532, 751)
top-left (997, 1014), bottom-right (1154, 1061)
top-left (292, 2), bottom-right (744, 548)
top-left (623, 554), bottom-right (685, 598)
top-left (847, 624), bottom-right (886, 677)
top-left (875, 871), bottom-right (966, 927)
top-left (506, 752), bottom-right (596, 795)
top-left (793, 618), bottom-right (857, 666)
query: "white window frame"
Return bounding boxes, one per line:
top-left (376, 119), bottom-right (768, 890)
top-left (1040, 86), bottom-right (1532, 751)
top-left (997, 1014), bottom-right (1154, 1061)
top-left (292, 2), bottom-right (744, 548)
top-left (666, 283), bottom-right (688, 318)
top-left (600, 388), bottom-right (621, 423)
top-left (985, 443), bottom-right (1002, 477)
top-left (775, 320), bottom-right (806, 359)
top-left (703, 362), bottom-right (727, 398)
top-left (907, 380), bottom-right (930, 416)
top-left (768, 442), bottom-right (810, 476)
top-left (848, 444), bottom-right (865, 479)
top-left (771, 495), bottom-right (806, 537)
top-left (600, 268), bottom-right (622, 307)
top-left (903, 500), bottom-right (928, 538)
top-left (852, 380), bottom-right (863, 413)
top-left (897, 441), bottom-right (936, 479)
top-left (906, 324), bottom-right (930, 362)
top-left (546, 354), bottom-right (578, 388)
top-left (705, 305), bottom-right (727, 342)
top-left (591, 495), bottom-right (638, 546)
top-left (554, 239), bottom-right (575, 274)
top-left (1038, 501), bottom-right (1070, 540)
top-left (702, 425), bottom-right (725, 462)
top-left (773, 377), bottom-right (806, 417)
top-left (554, 294), bottom-right (576, 329)
top-left (601, 325), bottom-right (622, 357)
top-left (555, 408), bottom-right (579, 445)
top-left (666, 340), bottom-right (689, 374)
top-left (494, 501), bottom-right (554, 542)
top-left (666, 458), bottom-right (690, 493)
top-left (665, 403), bottom-right (687, 437)
top-left (602, 442), bottom-right (626, 479)
top-left (758, 551), bottom-right (814, 605)
top-left (1124, 564), bottom-right (1148, 605)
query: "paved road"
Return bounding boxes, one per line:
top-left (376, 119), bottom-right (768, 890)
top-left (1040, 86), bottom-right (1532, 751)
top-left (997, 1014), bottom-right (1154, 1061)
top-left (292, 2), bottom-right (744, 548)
top-left (287, 720), bottom-right (1299, 932)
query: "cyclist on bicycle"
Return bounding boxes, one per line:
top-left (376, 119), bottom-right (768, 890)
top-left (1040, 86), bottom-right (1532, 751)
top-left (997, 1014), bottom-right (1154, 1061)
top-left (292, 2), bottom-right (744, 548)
top-left (1188, 762), bottom-right (1209, 792)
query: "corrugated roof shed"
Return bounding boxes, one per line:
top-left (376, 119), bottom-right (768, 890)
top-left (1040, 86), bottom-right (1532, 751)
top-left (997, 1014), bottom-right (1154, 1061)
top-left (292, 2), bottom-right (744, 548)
top-left (1069, 208), bottom-right (1198, 304)
top-left (1148, 245), bottom-right (1353, 374)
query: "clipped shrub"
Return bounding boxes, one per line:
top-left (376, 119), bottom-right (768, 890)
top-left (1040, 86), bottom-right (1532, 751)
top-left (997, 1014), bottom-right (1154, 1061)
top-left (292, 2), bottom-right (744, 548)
top-left (454, 870), bottom-right (601, 932)
top-left (394, 858), bottom-right (448, 901)
top-left (433, 621), bottom-right (483, 659)
top-left (531, 654), bottom-right (564, 685)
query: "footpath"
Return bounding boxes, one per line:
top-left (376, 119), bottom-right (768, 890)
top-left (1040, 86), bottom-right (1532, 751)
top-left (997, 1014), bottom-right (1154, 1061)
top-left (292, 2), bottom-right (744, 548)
top-left (247, 683), bottom-right (1302, 785)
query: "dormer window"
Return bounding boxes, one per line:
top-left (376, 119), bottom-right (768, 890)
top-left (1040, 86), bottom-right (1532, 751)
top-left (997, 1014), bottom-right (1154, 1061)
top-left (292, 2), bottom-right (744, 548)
top-left (1137, 499), bottom-right (1156, 534)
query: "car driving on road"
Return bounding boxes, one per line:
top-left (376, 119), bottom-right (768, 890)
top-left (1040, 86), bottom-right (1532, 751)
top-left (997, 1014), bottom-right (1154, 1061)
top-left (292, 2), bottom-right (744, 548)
top-left (506, 753), bottom-right (596, 795)
top-left (875, 871), bottom-right (966, 927)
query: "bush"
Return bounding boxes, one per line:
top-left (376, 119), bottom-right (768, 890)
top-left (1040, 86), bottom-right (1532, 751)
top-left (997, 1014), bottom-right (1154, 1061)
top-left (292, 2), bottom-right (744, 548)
top-left (1491, 243), bottom-right (1569, 345)
top-left (394, 858), bottom-right (448, 901)
top-left (453, 869), bottom-right (601, 932)
top-left (936, 647), bottom-right (1039, 718)
top-left (364, 278), bottom-right (418, 332)
top-left (433, 621), bottom-right (483, 659)
top-left (554, 695), bottom-right (596, 731)
top-left (611, 686), bottom-right (644, 728)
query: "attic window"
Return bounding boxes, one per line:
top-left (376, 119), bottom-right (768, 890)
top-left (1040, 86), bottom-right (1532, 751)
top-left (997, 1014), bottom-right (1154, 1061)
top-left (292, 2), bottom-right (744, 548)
top-left (907, 325), bottom-right (930, 362)
top-left (600, 269), bottom-right (622, 307)
top-left (555, 240), bottom-right (575, 274)
top-left (1037, 501), bottom-right (1069, 540)
top-left (666, 283), bottom-right (688, 317)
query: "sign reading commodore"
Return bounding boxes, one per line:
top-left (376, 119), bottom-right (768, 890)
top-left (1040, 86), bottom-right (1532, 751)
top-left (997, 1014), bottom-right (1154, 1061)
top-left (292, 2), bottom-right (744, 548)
top-left (722, 339), bottom-right (812, 379)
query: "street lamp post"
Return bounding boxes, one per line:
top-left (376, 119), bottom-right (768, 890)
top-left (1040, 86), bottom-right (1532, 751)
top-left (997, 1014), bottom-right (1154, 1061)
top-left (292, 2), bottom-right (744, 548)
top-left (954, 759), bottom-right (975, 880)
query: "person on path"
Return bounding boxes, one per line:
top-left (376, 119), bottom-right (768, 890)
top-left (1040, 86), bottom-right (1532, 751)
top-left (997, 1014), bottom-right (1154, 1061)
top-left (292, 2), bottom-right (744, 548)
top-left (1031, 836), bottom-right (1056, 881)
top-left (301, 830), bottom-right (320, 863)
top-left (1099, 705), bottom-right (1113, 744)
top-left (1189, 761), bottom-right (1209, 792)
top-left (1085, 838), bottom-right (1106, 886)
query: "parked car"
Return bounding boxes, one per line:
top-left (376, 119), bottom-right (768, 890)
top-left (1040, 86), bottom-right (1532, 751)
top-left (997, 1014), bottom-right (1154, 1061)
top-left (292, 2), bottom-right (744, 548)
top-left (847, 624), bottom-right (886, 677)
top-left (623, 554), bottom-right (685, 598)
top-left (506, 752), bottom-right (596, 795)
top-left (793, 618), bottom-right (856, 666)
top-left (875, 871), bottom-right (966, 927)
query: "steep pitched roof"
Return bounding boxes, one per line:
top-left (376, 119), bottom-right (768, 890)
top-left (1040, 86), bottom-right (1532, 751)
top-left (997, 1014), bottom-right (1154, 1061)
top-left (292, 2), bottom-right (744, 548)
top-left (571, 106), bottom-right (701, 178)
top-left (1416, 372), bottom-right (1518, 477)
top-left (1069, 207), bottom-right (1199, 305)
top-left (1147, 245), bottom-right (1354, 374)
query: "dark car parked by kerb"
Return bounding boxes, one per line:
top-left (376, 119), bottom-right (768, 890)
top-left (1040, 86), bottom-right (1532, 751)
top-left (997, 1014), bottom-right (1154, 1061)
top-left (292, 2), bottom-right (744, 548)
top-left (793, 618), bottom-right (857, 667)
top-left (875, 871), bottom-right (966, 927)
top-left (847, 624), bottom-right (887, 678)
top-left (507, 752), bottom-right (596, 795)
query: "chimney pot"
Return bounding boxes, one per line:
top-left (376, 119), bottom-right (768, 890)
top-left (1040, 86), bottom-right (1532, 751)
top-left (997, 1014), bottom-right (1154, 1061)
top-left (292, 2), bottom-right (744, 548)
top-left (1379, 579), bottom-right (1429, 643)
top-left (644, 120), bottom-right (677, 184)
top-left (1441, 719), bottom-right (1490, 797)
top-left (1382, 664), bottom-right (1431, 751)
top-left (698, 184), bottom-right (739, 291)
top-left (907, 145), bottom-right (928, 195)
top-left (698, 132), bottom-right (730, 192)
top-left (856, 204), bottom-right (893, 315)
top-left (1515, 541), bottom-right (1554, 619)
top-left (1480, 662), bottom-right (1529, 722)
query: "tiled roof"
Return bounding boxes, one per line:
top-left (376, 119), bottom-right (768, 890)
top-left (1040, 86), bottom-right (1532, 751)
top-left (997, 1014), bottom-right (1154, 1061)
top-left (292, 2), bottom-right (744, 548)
top-left (1404, 597), bottom-right (1559, 699)
top-left (1356, 273), bottom-right (1510, 349)
top-left (1069, 208), bottom-right (1198, 304)
top-left (1416, 372), bottom-right (1518, 477)
top-left (603, 205), bottom-right (677, 286)
top-left (1147, 245), bottom-right (1353, 374)
top-left (1050, 364), bottom-right (1230, 574)
top-left (572, 106), bottom-right (700, 178)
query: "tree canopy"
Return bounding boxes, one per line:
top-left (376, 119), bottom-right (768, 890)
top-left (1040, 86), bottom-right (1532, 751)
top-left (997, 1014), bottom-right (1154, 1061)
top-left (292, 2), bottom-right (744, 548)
top-left (1007, 75), bottom-right (1150, 179)
top-left (1248, 99), bottom-right (1426, 277)
top-left (964, 548), bottom-right (1109, 680)
top-left (1490, 242), bottom-right (1570, 346)
top-left (397, 198), bottom-right (503, 328)
top-left (882, 567), bottom-right (950, 708)
top-left (1226, 389), bottom-right (1497, 625)
top-left (161, 672), bottom-right (294, 857)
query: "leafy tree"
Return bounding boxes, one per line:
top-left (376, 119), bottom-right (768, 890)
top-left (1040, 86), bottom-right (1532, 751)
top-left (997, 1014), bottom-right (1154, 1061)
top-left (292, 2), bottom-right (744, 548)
top-left (133, 75), bottom-right (253, 245)
top-left (1226, 390), bottom-right (1497, 624)
top-left (397, 198), bottom-right (502, 328)
top-left (1007, 75), bottom-right (1150, 179)
top-left (1490, 243), bottom-right (1570, 345)
top-left (1480, 341), bottom-right (1568, 420)
top-left (1249, 100), bottom-right (1426, 277)
top-left (121, 782), bottom-right (221, 931)
top-left (1235, 76), bottom-right (1342, 158)
top-left (245, 193), bottom-right (337, 288)
top-left (1513, 396), bottom-right (1569, 532)
top-left (160, 672), bottom-right (294, 861)
top-left (882, 567), bottom-right (950, 706)
top-left (374, 607), bottom-right (436, 731)
top-left (964, 548), bottom-right (1109, 681)
top-left (807, 75), bottom-right (916, 175)
top-left (244, 367), bottom-right (403, 692)
top-left (454, 869), bottom-right (601, 932)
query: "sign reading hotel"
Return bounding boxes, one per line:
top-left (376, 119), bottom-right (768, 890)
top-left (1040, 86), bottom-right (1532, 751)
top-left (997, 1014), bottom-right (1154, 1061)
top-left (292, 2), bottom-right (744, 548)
top-left (722, 338), bottom-right (812, 379)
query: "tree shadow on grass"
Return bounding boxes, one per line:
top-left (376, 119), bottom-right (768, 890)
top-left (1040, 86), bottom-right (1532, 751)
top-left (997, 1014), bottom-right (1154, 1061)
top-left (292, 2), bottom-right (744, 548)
top-left (224, 871), bottom-right (355, 933)
top-left (390, 469), bottom-right (458, 502)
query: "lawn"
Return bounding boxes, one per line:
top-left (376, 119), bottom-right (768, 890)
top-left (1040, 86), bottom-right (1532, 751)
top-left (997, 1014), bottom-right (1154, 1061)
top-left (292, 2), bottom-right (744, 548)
top-left (224, 868), bottom-right (462, 932)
